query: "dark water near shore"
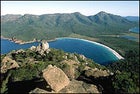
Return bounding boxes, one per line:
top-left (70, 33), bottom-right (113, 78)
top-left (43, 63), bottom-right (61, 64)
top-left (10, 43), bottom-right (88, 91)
top-left (1, 38), bottom-right (119, 64)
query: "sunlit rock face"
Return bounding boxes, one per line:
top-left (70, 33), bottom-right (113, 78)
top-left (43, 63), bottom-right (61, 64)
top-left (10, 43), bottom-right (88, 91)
top-left (42, 65), bottom-right (70, 92)
top-left (1, 56), bottom-right (19, 73)
top-left (30, 40), bottom-right (50, 55)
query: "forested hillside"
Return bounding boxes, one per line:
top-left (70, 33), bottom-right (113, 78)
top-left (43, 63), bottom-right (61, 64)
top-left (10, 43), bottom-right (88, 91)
top-left (1, 11), bottom-right (137, 41)
top-left (125, 16), bottom-right (139, 22)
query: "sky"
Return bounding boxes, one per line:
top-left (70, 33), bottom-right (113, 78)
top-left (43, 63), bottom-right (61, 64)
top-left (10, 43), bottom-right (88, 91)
top-left (1, 1), bottom-right (139, 16)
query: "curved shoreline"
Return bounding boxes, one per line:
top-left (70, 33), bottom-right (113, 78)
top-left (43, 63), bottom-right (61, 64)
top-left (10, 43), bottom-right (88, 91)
top-left (1, 36), bottom-right (38, 44)
top-left (57, 37), bottom-right (124, 60)
top-left (1, 36), bottom-right (124, 60)
top-left (1, 36), bottom-right (56, 45)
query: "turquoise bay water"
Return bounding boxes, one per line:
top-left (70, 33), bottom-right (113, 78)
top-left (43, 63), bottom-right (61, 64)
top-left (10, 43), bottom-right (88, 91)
top-left (1, 38), bottom-right (119, 64)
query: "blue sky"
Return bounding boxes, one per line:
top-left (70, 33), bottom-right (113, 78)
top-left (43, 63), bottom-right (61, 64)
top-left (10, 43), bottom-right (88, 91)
top-left (1, 1), bottom-right (139, 16)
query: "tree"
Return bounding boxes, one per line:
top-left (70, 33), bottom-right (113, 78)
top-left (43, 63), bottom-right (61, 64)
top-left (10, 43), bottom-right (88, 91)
top-left (1, 73), bottom-right (11, 94)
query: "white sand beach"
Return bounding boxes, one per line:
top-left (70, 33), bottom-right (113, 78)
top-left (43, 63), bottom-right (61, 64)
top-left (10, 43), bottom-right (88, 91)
top-left (57, 37), bottom-right (124, 60)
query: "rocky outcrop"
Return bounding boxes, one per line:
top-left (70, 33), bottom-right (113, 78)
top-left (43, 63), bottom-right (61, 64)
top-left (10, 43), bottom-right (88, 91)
top-left (79, 54), bottom-right (86, 60)
top-left (15, 49), bottom-right (25, 54)
top-left (41, 64), bottom-right (100, 93)
top-left (7, 37), bottom-right (38, 44)
top-left (30, 46), bottom-right (36, 51)
top-left (30, 79), bottom-right (100, 93)
top-left (30, 40), bottom-right (50, 55)
top-left (36, 40), bottom-right (49, 51)
top-left (59, 79), bottom-right (99, 93)
top-left (84, 67), bottom-right (110, 78)
top-left (42, 65), bottom-right (70, 92)
top-left (41, 40), bottom-right (49, 51)
top-left (1, 56), bottom-right (19, 73)
top-left (29, 88), bottom-right (52, 93)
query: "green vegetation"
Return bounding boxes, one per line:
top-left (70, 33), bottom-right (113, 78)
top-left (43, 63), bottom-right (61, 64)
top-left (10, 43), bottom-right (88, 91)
top-left (100, 37), bottom-right (139, 93)
top-left (122, 32), bottom-right (139, 38)
top-left (125, 16), bottom-right (139, 22)
top-left (1, 11), bottom-right (137, 41)
top-left (112, 72), bottom-right (138, 93)
top-left (1, 73), bottom-right (11, 94)
top-left (1, 48), bottom-right (106, 93)
top-left (1, 11), bottom-right (139, 93)
top-left (86, 33), bottom-right (139, 93)
top-left (106, 49), bottom-right (139, 93)
top-left (96, 35), bottom-right (139, 56)
top-left (1, 35), bottom-right (139, 93)
top-left (68, 33), bottom-right (139, 93)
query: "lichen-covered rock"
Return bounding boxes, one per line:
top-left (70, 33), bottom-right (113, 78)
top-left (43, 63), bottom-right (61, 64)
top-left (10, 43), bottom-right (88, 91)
top-left (1, 56), bottom-right (19, 73)
top-left (42, 65), bottom-right (70, 92)
top-left (84, 68), bottom-right (110, 78)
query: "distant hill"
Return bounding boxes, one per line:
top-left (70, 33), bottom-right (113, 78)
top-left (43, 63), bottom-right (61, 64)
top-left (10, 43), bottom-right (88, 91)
top-left (1, 11), bottom-right (137, 41)
top-left (124, 16), bottom-right (139, 22)
top-left (88, 11), bottom-right (136, 33)
top-left (1, 14), bottom-right (22, 22)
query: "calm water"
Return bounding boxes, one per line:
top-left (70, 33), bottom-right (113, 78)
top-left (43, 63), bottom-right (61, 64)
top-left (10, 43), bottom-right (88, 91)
top-left (121, 27), bottom-right (139, 42)
top-left (1, 38), bottom-right (119, 64)
top-left (121, 36), bottom-right (138, 42)
top-left (129, 27), bottom-right (139, 33)
top-left (1, 39), bottom-right (40, 54)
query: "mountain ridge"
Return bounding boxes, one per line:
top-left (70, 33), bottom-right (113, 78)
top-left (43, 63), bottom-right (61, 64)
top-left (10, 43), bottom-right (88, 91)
top-left (125, 16), bottom-right (139, 22)
top-left (1, 11), bottom-right (137, 41)
top-left (2, 11), bottom-right (136, 23)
